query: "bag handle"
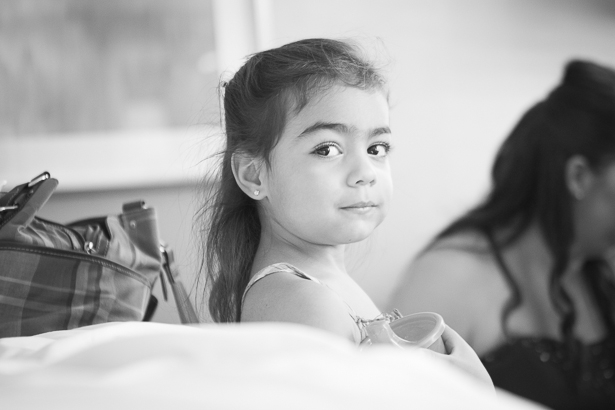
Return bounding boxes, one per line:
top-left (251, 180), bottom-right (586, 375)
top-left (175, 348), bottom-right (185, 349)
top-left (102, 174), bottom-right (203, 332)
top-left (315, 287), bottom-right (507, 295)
top-left (160, 243), bottom-right (200, 324)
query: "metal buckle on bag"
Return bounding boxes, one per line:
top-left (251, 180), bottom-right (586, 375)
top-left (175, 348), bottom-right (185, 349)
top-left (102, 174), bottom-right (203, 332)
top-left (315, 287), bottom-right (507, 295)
top-left (27, 171), bottom-right (50, 188)
top-left (160, 243), bottom-right (178, 285)
top-left (158, 245), bottom-right (170, 302)
top-left (159, 242), bottom-right (199, 324)
top-left (0, 172), bottom-right (51, 219)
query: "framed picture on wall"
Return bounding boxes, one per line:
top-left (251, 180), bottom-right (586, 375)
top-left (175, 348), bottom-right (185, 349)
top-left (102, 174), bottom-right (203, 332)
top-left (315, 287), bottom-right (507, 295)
top-left (0, 0), bottom-right (271, 191)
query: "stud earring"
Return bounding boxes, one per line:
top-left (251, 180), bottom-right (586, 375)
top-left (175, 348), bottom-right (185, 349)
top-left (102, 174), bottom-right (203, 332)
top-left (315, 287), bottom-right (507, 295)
top-left (254, 190), bottom-right (260, 196)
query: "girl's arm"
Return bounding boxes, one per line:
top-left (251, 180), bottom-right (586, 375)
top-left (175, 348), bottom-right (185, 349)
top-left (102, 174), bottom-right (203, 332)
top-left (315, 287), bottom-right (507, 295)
top-left (422, 325), bottom-right (495, 390)
top-left (242, 273), bottom-right (361, 343)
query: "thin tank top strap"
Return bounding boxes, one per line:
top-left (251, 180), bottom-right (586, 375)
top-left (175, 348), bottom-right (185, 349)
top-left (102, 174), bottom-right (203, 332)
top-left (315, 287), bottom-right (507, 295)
top-left (241, 263), bottom-right (369, 341)
top-left (241, 263), bottom-right (322, 309)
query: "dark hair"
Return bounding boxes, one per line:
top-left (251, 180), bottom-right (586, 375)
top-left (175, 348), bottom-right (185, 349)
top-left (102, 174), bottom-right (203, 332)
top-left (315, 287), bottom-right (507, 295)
top-left (435, 59), bottom-right (615, 341)
top-left (200, 38), bottom-right (387, 323)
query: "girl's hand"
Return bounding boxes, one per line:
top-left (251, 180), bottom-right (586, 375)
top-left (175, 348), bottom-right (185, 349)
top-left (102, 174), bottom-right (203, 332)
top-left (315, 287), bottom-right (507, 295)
top-left (422, 325), bottom-right (494, 390)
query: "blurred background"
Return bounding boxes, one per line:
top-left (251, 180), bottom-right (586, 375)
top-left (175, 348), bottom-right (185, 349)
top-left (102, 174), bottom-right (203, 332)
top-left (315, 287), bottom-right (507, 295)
top-left (1, 0), bottom-right (614, 323)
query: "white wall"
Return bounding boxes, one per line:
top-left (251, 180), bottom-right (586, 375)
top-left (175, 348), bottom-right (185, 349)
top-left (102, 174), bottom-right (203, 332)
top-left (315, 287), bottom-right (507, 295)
top-left (265, 0), bottom-right (615, 308)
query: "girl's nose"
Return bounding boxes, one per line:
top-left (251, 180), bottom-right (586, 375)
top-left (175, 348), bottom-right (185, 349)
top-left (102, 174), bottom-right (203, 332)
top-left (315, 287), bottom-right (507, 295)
top-left (347, 154), bottom-right (376, 187)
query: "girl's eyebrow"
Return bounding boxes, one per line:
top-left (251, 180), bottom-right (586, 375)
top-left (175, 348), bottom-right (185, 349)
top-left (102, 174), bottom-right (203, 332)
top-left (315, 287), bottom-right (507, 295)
top-left (371, 126), bottom-right (392, 137)
top-left (298, 122), bottom-right (349, 137)
top-left (297, 121), bottom-right (391, 138)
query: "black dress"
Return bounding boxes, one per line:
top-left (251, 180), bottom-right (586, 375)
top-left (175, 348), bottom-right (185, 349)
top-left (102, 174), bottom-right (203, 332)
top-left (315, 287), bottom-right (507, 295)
top-left (480, 247), bottom-right (615, 410)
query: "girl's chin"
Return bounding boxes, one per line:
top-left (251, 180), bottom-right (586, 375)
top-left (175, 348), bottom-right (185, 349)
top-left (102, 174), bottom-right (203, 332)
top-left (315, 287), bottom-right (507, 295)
top-left (338, 228), bottom-right (379, 244)
top-left (301, 220), bottom-right (384, 245)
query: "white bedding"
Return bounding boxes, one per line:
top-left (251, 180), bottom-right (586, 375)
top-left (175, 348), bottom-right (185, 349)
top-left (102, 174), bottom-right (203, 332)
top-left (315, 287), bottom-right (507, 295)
top-left (0, 322), bottom-right (545, 409)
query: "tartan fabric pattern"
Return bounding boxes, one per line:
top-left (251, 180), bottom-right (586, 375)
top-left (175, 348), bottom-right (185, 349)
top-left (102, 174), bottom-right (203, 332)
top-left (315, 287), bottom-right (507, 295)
top-left (0, 246), bottom-right (149, 337)
top-left (0, 175), bottom-right (161, 338)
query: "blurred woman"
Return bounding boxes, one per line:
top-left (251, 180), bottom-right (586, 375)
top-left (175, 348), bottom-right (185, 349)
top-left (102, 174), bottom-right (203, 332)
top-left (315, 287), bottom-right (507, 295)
top-left (390, 60), bottom-right (615, 409)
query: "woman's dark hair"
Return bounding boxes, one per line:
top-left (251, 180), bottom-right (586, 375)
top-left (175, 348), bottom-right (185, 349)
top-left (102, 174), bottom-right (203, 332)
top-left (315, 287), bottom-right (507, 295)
top-left (435, 59), bottom-right (615, 342)
top-left (200, 38), bottom-right (387, 323)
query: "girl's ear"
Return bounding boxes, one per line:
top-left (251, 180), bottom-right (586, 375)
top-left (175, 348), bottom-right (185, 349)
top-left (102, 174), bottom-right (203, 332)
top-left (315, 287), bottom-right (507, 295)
top-left (231, 153), bottom-right (266, 200)
top-left (565, 155), bottom-right (594, 201)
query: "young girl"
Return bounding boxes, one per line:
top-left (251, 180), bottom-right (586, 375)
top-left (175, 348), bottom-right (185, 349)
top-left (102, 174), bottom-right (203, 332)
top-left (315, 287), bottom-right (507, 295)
top-left (201, 38), bottom-right (491, 386)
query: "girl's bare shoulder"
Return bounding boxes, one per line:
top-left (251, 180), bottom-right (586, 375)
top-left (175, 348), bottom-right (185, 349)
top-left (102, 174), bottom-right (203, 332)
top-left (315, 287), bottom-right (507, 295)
top-left (241, 271), bottom-right (358, 341)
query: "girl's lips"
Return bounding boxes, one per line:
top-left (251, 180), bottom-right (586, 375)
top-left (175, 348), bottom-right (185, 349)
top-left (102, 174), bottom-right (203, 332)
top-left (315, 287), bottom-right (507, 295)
top-left (342, 201), bottom-right (377, 209)
top-left (341, 202), bottom-right (378, 214)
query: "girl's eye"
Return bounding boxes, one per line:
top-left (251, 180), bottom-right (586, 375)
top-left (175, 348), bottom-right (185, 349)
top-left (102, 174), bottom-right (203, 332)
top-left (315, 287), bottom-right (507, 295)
top-left (313, 143), bottom-right (342, 157)
top-left (367, 143), bottom-right (391, 157)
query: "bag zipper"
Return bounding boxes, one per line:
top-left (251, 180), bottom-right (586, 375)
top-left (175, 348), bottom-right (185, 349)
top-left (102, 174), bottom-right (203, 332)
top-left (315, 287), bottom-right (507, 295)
top-left (67, 216), bottom-right (111, 255)
top-left (0, 243), bottom-right (153, 286)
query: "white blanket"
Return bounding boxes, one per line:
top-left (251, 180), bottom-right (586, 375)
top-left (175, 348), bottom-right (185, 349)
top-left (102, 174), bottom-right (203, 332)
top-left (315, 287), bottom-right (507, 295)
top-left (0, 322), bottom-right (545, 409)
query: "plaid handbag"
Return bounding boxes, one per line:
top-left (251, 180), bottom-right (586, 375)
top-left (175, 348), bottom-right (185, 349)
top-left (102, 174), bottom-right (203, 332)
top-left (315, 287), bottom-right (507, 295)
top-left (0, 172), bottom-right (198, 338)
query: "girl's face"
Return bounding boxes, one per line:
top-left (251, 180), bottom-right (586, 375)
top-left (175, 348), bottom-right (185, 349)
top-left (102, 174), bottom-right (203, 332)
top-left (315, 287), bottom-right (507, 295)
top-left (260, 85), bottom-right (392, 247)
